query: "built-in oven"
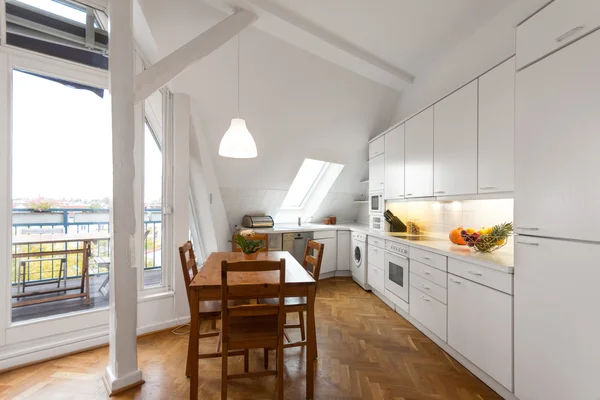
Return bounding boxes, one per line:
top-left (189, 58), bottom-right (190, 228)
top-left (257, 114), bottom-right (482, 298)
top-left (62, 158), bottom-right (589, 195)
top-left (369, 191), bottom-right (383, 214)
top-left (384, 241), bottom-right (409, 310)
top-left (370, 215), bottom-right (385, 231)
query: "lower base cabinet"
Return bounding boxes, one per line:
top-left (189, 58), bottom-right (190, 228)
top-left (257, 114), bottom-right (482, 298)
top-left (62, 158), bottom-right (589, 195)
top-left (447, 274), bottom-right (513, 390)
top-left (367, 263), bottom-right (385, 294)
top-left (409, 288), bottom-right (447, 341)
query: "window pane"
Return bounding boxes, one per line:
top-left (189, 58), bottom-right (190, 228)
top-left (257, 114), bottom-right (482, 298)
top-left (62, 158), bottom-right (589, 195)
top-left (281, 159), bottom-right (327, 208)
top-left (14, 0), bottom-right (87, 24)
top-left (11, 70), bottom-right (111, 323)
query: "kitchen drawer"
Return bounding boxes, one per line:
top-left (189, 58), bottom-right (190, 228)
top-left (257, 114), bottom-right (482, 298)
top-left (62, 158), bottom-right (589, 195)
top-left (448, 258), bottom-right (513, 294)
top-left (368, 263), bottom-right (385, 294)
top-left (410, 272), bottom-right (447, 304)
top-left (367, 244), bottom-right (384, 269)
top-left (411, 260), bottom-right (447, 288)
top-left (410, 247), bottom-right (447, 271)
top-left (410, 287), bottom-right (447, 341)
top-left (369, 136), bottom-right (385, 159)
top-left (314, 230), bottom-right (336, 239)
top-left (368, 235), bottom-right (384, 248)
top-left (516, 0), bottom-right (600, 70)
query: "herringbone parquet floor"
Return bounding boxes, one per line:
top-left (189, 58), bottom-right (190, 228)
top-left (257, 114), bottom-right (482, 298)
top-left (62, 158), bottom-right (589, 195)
top-left (0, 278), bottom-right (501, 400)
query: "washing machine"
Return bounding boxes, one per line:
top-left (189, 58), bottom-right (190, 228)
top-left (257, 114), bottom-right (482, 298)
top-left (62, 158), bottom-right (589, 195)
top-left (351, 232), bottom-right (369, 290)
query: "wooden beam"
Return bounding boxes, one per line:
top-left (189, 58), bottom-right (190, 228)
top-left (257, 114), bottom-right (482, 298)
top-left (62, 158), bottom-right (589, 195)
top-left (134, 9), bottom-right (257, 104)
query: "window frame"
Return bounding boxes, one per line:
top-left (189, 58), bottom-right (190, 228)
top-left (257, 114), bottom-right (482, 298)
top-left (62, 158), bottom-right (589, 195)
top-left (280, 159), bottom-right (330, 210)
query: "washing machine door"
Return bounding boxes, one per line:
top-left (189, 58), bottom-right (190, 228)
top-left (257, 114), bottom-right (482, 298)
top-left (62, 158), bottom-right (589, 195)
top-left (353, 244), bottom-right (362, 267)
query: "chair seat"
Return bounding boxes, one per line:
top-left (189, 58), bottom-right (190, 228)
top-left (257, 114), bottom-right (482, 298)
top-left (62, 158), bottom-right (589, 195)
top-left (199, 300), bottom-right (250, 317)
top-left (261, 297), bottom-right (307, 307)
top-left (227, 315), bottom-right (278, 344)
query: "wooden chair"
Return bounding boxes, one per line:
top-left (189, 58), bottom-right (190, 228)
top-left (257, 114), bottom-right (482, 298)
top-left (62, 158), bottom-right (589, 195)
top-left (220, 259), bottom-right (286, 400)
top-left (231, 232), bottom-right (269, 252)
top-left (178, 241), bottom-right (246, 379)
top-left (261, 239), bottom-right (324, 355)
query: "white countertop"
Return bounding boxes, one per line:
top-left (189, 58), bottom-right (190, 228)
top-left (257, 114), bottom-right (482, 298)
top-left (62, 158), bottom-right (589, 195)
top-left (252, 223), bottom-right (514, 273)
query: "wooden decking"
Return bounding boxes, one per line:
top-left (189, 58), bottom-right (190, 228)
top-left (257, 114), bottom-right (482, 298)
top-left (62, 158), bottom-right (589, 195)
top-left (11, 269), bottom-right (162, 323)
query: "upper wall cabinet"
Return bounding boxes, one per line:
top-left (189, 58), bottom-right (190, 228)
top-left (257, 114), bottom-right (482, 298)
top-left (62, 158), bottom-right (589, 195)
top-left (384, 124), bottom-right (405, 200)
top-left (405, 107), bottom-right (434, 198)
top-left (433, 81), bottom-right (478, 196)
top-left (516, 0), bottom-right (600, 70)
top-left (478, 57), bottom-right (515, 194)
top-left (369, 136), bottom-right (384, 159)
top-left (369, 154), bottom-right (385, 193)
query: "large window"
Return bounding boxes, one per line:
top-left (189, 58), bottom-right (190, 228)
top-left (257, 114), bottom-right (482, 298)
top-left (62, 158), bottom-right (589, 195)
top-left (281, 159), bottom-right (329, 209)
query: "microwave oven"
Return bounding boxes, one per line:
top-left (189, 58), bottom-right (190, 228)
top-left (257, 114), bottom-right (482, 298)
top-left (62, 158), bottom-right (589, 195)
top-left (370, 215), bottom-right (385, 231)
top-left (370, 191), bottom-right (383, 214)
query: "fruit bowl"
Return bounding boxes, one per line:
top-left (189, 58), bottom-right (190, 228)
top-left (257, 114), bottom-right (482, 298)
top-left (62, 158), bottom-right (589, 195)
top-left (460, 222), bottom-right (513, 253)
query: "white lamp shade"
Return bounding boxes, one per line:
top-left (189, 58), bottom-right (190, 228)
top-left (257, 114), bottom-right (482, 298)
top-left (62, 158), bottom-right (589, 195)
top-left (218, 118), bottom-right (258, 158)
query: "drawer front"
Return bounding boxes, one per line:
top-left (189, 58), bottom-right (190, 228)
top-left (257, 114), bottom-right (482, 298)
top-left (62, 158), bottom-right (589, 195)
top-left (369, 137), bottom-right (385, 159)
top-left (368, 235), bottom-right (384, 248)
top-left (313, 230), bottom-right (336, 239)
top-left (410, 247), bottom-right (447, 271)
top-left (410, 273), bottom-right (447, 304)
top-left (516, 0), bottom-right (600, 70)
top-left (448, 258), bottom-right (513, 294)
top-left (411, 260), bottom-right (447, 288)
top-left (410, 288), bottom-right (447, 341)
top-left (367, 245), bottom-right (384, 269)
top-left (368, 263), bottom-right (385, 294)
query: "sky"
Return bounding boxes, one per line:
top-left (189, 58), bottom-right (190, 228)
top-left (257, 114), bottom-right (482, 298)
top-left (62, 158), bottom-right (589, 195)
top-left (11, 71), bottom-right (163, 203)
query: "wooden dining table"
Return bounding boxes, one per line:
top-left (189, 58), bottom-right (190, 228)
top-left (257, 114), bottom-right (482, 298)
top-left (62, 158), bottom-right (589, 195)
top-left (188, 251), bottom-right (317, 400)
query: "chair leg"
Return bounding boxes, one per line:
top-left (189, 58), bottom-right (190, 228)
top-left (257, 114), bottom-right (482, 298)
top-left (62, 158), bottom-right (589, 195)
top-left (221, 343), bottom-right (228, 400)
top-left (277, 341), bottom-right (284, 399)
top-left (244, 349), bottom-right (249, 372)
top-left (264, 348), bottom-right (269, 369)
top-left (298, 311), bottom-right (306, 341)
top-left (186, 334), bottom-right (193, 378)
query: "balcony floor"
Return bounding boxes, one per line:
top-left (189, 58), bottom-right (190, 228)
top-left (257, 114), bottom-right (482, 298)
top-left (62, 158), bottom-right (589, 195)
top-left (11, 269), bottom-right (162, 323)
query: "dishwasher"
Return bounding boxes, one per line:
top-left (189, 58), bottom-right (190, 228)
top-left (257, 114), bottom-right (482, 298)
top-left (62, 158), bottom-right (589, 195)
top-left (283, 232), bottom-right (313, 264)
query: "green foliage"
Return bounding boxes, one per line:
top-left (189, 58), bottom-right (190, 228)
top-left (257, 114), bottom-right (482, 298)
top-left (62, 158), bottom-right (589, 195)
top-left (234, 232), bottom-right (264, 255)
top-left (25, 197), bottom-right (56, 212)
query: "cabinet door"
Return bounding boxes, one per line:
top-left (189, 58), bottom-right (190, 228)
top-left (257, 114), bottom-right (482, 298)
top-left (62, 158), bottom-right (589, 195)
top-left (314, 237), bottom-right (337, 274)
top-left (478, 57), bottom-right (515, 193)
top-left (448, 274), bottom-right (513, 390)
top-left (514, 236), bottom-right (600, 400)
top-left (336, 231), bottom-right (350, 271)
top-left (515, 30), bottom-right (600, 241)
top-left (368, 154), bottom-right (384, 193)
top-left (433, 81), bottom-right (478, 196)
top-left (369, 136), bottom-right (384, 159)
top-left (405, 107), bottom-right (433, 198)
top-left (384, 124), bottom-right (405, 200)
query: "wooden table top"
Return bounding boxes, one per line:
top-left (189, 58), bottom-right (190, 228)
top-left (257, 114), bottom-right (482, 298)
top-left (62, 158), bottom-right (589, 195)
top-left (190, 251), bottom-right (316, 289)
top-left (12, 232), bottom-right (111, 245)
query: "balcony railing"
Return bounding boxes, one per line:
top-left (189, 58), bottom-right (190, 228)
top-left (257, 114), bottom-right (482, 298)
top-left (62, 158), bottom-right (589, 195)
top-left (11, 208), bottom-right (162, 286)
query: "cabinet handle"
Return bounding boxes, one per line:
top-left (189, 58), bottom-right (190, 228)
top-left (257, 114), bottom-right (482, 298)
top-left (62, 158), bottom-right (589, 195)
top-left (423, 257), bottom-right (431, 260)
top-left (517, 241), bottom-right (539, 246)
top-left (420, 269), bottom-right (431, 275)
top-left (421, 284), bottom-right (430, 290)
top-left (434, 191), bottom-right (445, 194)
top-left (449, 278), bottom-right (461, 284)
top-left (406, 193), bottom-right (413, 196)
top-left (479, 186), bottom-right (495, 190)
top-left (420, 295), bottom-right (431, 302)
top-left (556, 26), bottom-right (584, 42)
top-left (517, 226), bottom-right (539, 231)
top-left (467, 269), bottom-right (482, 276)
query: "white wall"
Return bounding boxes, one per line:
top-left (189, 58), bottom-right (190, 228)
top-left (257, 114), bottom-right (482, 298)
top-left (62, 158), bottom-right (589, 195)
top-left (390, 0), bottom-right (549, 124)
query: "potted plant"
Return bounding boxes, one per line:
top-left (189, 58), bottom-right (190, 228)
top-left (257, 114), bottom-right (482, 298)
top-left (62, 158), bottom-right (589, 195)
top-left (234, 229), bottom-right (265, 260)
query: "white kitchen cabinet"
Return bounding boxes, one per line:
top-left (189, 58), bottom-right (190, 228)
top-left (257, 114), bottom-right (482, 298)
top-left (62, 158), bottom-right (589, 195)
top-left (369, 136), bottom-right (384, 159)
top-left (447, 274), bottom-right (513, 391)
top-left (409, 288), bottom-right (447, 341)
top-left (367, 263), bottom-right (385, 294)
top-left (478, 57), bottom-right (515, 194)
top-left (514, 236), bottom-right (600, 400)
top-left (515, 30), bottom-right (600, 242)
top-left (336, 231), bottom-right (350, 271)
top-left (313, 236), bottom-right (337, 275)
top-left (433, 81), bottom-right (478, 196)
top-left (405, 107), bottom-right (433, 198)
top-left (368, 154), bottom-right (384, 193)
top-left (384, 124), bottom-right (404, 200)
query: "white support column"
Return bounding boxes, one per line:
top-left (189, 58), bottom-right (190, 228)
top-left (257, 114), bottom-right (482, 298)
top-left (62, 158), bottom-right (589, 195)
top-left (104, 0), bottom-right (144, 395)
top-left (0, 53), bottom-right (10, 346)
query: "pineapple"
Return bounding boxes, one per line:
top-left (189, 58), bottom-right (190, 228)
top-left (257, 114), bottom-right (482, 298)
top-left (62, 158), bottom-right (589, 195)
top-left (473, 222), bottom-right (513, 253)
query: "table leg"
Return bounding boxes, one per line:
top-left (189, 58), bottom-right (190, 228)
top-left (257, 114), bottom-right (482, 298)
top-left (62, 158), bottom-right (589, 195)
top-left (190, 288), bottom-right (199, 400)
top-left (306, 285), bottom-right (316, 399)
top-left (84, 242), bottom-right (90, 305)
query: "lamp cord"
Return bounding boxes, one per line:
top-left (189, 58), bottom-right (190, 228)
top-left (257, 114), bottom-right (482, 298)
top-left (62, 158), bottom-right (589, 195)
top-left (237, 20), bottom-right (241, 118)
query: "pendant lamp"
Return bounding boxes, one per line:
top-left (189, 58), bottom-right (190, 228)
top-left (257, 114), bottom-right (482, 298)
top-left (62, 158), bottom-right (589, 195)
top-left (219, 29), bottom-right (257, 158)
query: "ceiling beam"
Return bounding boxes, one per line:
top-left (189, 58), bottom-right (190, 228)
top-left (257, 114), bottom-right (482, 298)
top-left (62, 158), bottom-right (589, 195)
top-left (134, 9), bottom-right (257, 104)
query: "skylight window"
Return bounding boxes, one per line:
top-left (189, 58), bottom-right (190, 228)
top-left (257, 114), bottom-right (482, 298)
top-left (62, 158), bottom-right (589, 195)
top-left (14, 0), bottom-right (87, 24)
top-left (281, 159), bottom-right (330, 209)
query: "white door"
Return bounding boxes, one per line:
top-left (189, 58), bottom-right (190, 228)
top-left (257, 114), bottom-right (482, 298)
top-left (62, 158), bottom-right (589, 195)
top-left (447, 275), bottom-right (513, 390)
top-left (478, 57), bottom-right (515, 193)
top-left (433, 81), bottom-right (478, 196)
top-left (368, 154), bottom-right (384, 193)
top-left (314, 237), bottom-right (336, 275)
top-left (384, 124), bottom-right (404, 200)
top-left (405, 107), bottom-right (433, 198)
top-left (514, 236), bottom-right (600, 400)
top-left (515, 30), bottom-right (600, 242)
top-left (336, 231), bottom-right (350, 271)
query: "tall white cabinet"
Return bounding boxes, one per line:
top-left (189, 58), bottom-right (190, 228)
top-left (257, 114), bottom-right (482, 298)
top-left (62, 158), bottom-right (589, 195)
top-left (404, 107), bottom-right (433, 198)
top-left (384, 124), bottom-right (404, 200)
top-left (433, 81), bottom-right (478, 196)
top-left (478, 57), bottom-right (515, 193)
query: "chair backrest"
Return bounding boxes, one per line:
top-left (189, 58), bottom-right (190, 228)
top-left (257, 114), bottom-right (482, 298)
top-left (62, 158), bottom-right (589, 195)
top-left (178, 241), bottom-right (198, 309)
top-left (302, 239), bottom-right (325, 282)
top-left (231, 232), bottom-right (269, 252)
top-left (221, 259), bottom-right (286, 339)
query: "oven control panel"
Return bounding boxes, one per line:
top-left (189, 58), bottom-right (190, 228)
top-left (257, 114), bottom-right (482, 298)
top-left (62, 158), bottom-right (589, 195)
top-left (385, 240), bottom-right (409, 256)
